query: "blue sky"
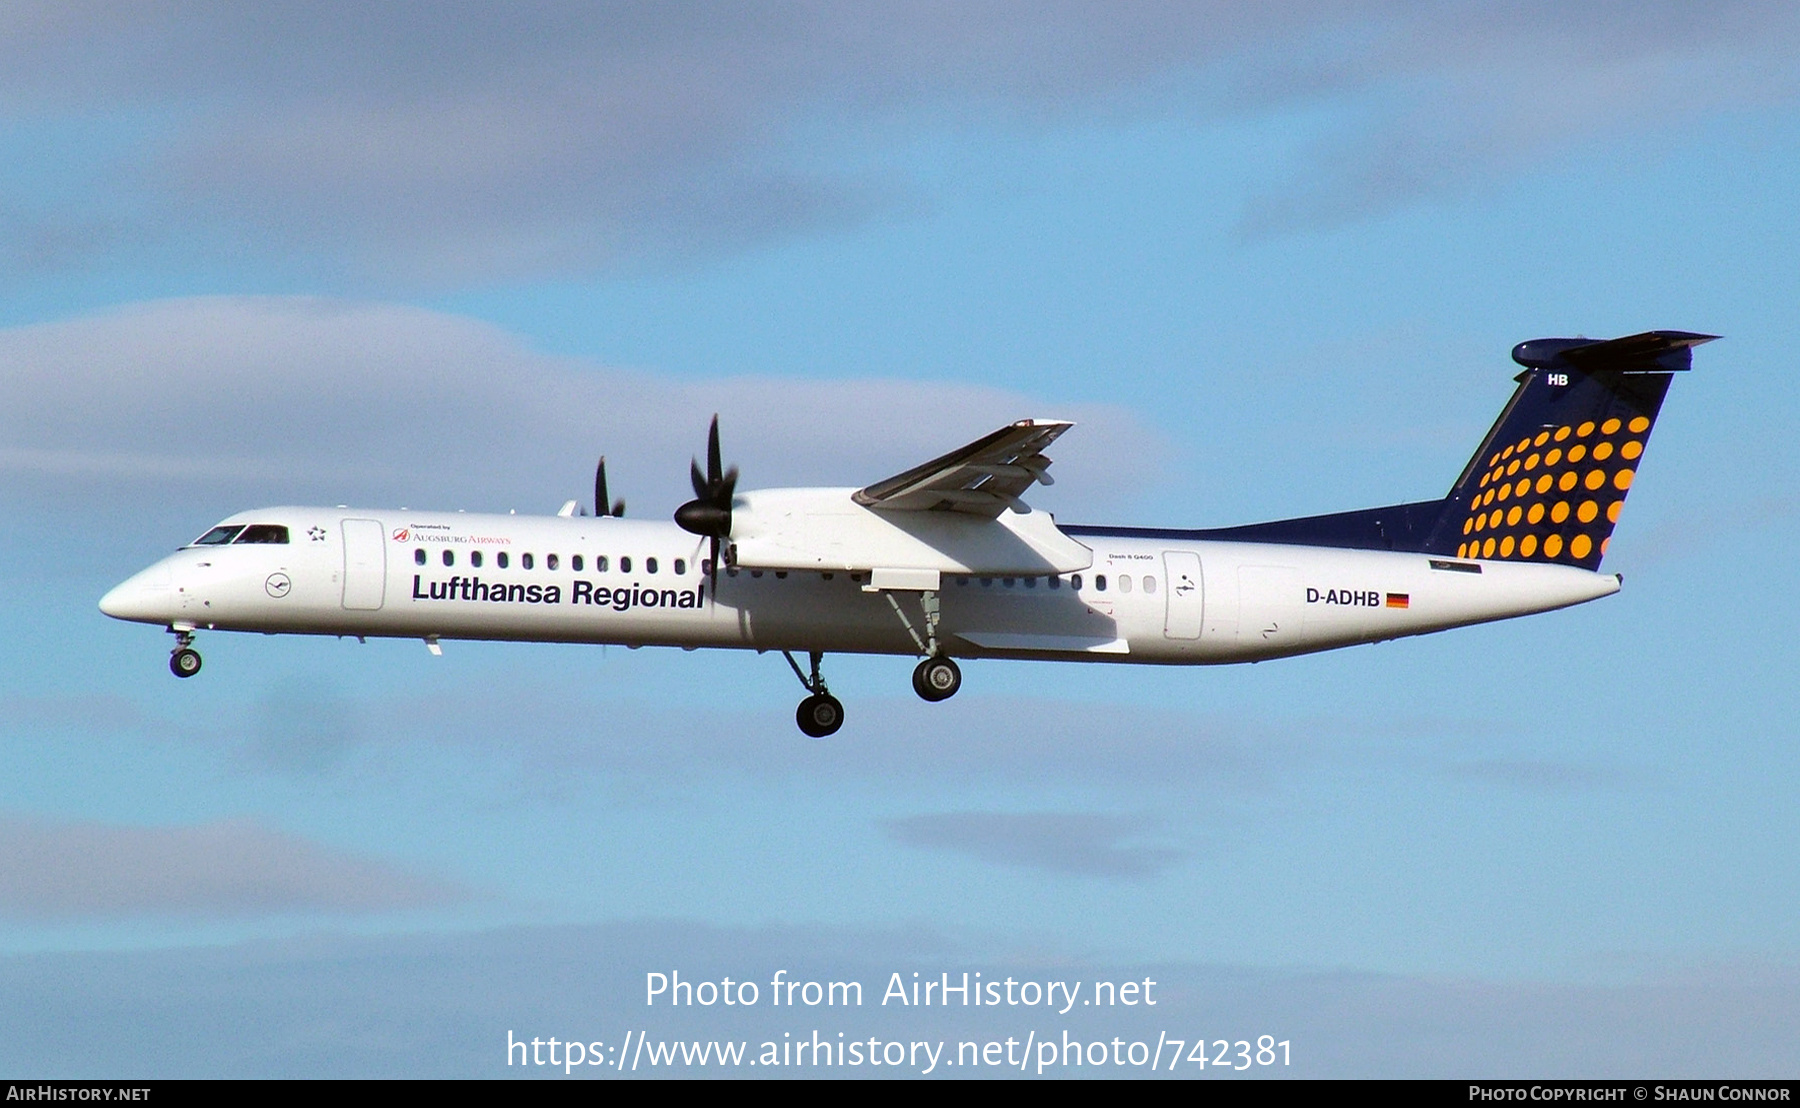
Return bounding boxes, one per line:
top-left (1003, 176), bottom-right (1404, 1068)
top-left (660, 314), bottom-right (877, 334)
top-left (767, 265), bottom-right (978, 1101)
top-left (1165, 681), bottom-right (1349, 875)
top-left (2, 2), bottom-right (1798, 1077)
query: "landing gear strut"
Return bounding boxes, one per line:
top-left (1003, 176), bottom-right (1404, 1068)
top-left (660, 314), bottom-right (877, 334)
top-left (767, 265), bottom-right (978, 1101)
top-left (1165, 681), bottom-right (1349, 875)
top-left (783, 649), bottom-right (844, 738)
top-left (168, 628), bottom-right (201, 678)
top-left (912, 655), bottom-right (961, 702)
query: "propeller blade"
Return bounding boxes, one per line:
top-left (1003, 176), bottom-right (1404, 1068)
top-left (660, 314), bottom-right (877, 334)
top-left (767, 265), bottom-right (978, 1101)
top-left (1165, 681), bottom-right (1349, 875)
top-left (594, 457), bottom-right (610, 517)
top-left (707, 415), bottom-right (723, 489)
top-left (675, 414), bottom-right (738, 566)
top-left (611, 498), bottom-right (625, 518)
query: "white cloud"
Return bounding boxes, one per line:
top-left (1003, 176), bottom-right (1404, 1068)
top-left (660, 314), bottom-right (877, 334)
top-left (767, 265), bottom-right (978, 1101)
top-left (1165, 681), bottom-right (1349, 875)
top-left (2, 919), bottom-right (1796, 1076)
top-left (883, 810), bottom-right (1186, 877)
top-left (0, 295), bottom-right (1167, 525)
top-left (0, 813), bottom-right (465, 920)
top-left (109, 683), bottom-right (1285, 797)
top-left (4, 4), bottom-right (1800, 275)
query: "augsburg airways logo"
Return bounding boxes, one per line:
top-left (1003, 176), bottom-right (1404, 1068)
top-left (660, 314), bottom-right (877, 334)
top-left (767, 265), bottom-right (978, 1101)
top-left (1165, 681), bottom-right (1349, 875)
top-left (393, 523), bottom-right (473, 544)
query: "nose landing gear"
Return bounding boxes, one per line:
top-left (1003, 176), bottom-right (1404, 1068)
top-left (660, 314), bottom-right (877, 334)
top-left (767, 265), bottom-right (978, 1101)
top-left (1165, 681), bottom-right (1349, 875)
top-left (168, 628), bottom-right (202, 678)
top-left (782, 649), bottom-right (843, 738)
top-left (912, 655), bottom-right (961, 702)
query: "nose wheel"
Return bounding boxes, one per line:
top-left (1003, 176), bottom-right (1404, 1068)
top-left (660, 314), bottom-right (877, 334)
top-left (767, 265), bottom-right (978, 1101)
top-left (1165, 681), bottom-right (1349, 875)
top-left (783, 649), bottom-right (844, 738)
top-left (168, 629), bottom-right (202, 678)
top-left (912, 656), bottom-right (961, 702)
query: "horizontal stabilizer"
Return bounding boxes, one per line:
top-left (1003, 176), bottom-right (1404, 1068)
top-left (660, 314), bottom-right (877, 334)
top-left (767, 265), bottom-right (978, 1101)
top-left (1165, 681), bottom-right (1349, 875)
top-left (1512, 331), bottom-right (1718, 374)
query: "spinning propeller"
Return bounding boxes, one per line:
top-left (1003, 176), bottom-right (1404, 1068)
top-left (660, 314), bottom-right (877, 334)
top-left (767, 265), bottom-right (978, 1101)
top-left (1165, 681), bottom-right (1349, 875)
top-left (593, 457), bottom-right (625, 517)
top-left (673, 415), bottom-right (737, 582)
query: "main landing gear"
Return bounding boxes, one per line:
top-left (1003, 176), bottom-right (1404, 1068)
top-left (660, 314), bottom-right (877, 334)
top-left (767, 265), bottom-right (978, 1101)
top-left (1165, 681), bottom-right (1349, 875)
top-left (168, 628), bottom-right (202, 678)
top-left (882, 587), bottom-right (961, 703)
top-left (783, 650), bottom-right (844, 738)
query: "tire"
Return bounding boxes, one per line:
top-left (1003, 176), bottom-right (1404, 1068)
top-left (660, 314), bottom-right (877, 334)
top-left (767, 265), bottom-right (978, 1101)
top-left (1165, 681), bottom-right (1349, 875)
top-left (912, 656), bottom-right (961, 702)
top-left (170, 648), bottom-right (202, 678)
top-left (796, 694), bottom-right (844, 738)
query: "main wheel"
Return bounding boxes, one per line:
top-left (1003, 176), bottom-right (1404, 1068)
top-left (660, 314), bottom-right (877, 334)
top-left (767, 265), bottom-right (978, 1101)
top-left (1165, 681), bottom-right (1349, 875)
top-left (796, 694), bottom-right (844, 738)
top-left (912, 656), bottom-right (961, 702)
top-left (170, 648), bottom-right (202, 678)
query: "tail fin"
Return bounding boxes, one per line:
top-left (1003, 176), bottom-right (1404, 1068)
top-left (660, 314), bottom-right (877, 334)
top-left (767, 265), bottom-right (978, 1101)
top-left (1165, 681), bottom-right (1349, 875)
top-left (1433, 330), bottom-right (1715, 568)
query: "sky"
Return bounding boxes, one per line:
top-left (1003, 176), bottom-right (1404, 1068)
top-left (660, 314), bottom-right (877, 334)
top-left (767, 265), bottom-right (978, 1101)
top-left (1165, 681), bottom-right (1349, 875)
top-left (2, 1), bottom-right (1799, 1078)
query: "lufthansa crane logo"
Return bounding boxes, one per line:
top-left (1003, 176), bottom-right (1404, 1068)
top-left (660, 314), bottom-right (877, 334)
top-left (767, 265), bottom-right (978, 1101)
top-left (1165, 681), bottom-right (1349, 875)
top-left (264, 573), bottom-right (292, 598)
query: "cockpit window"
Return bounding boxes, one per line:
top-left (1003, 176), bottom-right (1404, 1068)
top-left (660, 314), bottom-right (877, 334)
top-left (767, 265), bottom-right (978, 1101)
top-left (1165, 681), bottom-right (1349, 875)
top-left (191, 525), bottom-right (245, 546)
top-left (233, 524), bottom-right (290, 544)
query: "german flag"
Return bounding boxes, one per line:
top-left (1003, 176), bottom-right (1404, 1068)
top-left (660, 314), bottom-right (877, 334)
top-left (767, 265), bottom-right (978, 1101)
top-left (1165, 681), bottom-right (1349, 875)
top-left (1385, 593), bottom-right (1410, 609)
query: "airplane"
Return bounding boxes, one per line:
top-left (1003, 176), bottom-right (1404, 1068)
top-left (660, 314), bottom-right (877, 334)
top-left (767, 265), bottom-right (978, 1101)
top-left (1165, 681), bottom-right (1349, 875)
top-left (100, 330), bottom-right (1711, 737)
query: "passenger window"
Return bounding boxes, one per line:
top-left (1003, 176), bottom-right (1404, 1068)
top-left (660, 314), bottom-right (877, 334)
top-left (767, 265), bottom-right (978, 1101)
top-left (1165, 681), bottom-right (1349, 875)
top-left (1024, 577), bottom-right (1037, 588)
top-left (981, 577), bottom-right (992, 588)
top-left (1071, 574), bottom-right (1082, 590)
top-left (234, 524), bottom-right (290, 544)
top-left (597, 555), bottom-right (609, 572)
top-left (1143, 576), bottom-right (1156, 594)
top-left (191, 525), bottom-right (245, 546)
top-left (646, 557), bottom-right (658, 574)
top-left (572, 555), bottom-right (584, 572)
top-left (1048, 576), bottom-right (1061, 589)
top-left (621, 556), bottom-right (632, 573)
top-left (1119, 575), bottom-right (1133, 593)
top-left (1003, 578), bottom-right (1015, 587)
top-left (1095, 575), bottom-right (1107, 592)
top-left (471, 550), bottom-right (483, 568)
top-left (442, 549), bottom-right (454, 567)
top-left (547, 553), bottom-right (559, 571)
top-left (674, 559), bottom-right (686, 575)
top-left (497, 551), bottom-right (509, 569)
top-left (522, 553), bottom-right (534, 570)
top-left (414, 548), bottom-right (426, 566)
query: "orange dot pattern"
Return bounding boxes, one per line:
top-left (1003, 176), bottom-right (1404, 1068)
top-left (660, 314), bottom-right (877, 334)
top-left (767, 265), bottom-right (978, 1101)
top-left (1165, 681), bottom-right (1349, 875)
top-left (1456, 419), bottom-right (1645, 565)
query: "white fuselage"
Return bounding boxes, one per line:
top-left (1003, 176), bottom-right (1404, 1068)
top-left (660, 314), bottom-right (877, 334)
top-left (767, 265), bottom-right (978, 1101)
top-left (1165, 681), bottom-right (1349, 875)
top-left (99, 505), bottom-right (1622, 664)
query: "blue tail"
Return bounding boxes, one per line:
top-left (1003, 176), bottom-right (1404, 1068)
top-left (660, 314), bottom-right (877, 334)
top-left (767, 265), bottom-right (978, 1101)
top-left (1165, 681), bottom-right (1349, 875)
top-left (1182, 331), bottom-right (1714, 567)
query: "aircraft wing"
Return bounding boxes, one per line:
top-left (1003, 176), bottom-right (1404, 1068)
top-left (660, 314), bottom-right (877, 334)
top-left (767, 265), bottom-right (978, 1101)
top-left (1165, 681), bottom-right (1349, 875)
top-left (852, 419), bottom-right (1073, 517)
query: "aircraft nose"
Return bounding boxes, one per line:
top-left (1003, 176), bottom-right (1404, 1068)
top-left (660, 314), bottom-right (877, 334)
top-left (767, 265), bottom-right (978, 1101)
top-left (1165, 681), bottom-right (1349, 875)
top-left (99, 581), bottom-right (137, 619)
top-left (99, 563), bottom-right (176, 623)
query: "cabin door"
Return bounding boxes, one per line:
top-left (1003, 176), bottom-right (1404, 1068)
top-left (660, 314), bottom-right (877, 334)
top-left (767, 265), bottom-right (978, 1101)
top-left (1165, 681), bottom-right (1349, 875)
top-left (341, 519), bottom-right (387, 610)
top-left (1162, 550), bottom-right (1204, 639)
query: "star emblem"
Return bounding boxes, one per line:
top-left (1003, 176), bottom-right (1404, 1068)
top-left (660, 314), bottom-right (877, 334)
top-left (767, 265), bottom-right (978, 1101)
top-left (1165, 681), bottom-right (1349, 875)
top-left (308, 526), bottom-right (327, 541)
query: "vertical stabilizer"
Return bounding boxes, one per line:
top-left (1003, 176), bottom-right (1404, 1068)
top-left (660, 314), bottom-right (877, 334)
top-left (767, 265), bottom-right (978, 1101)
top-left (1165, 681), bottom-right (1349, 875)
top-left (1429, 330), bottom-right (1714, 568)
